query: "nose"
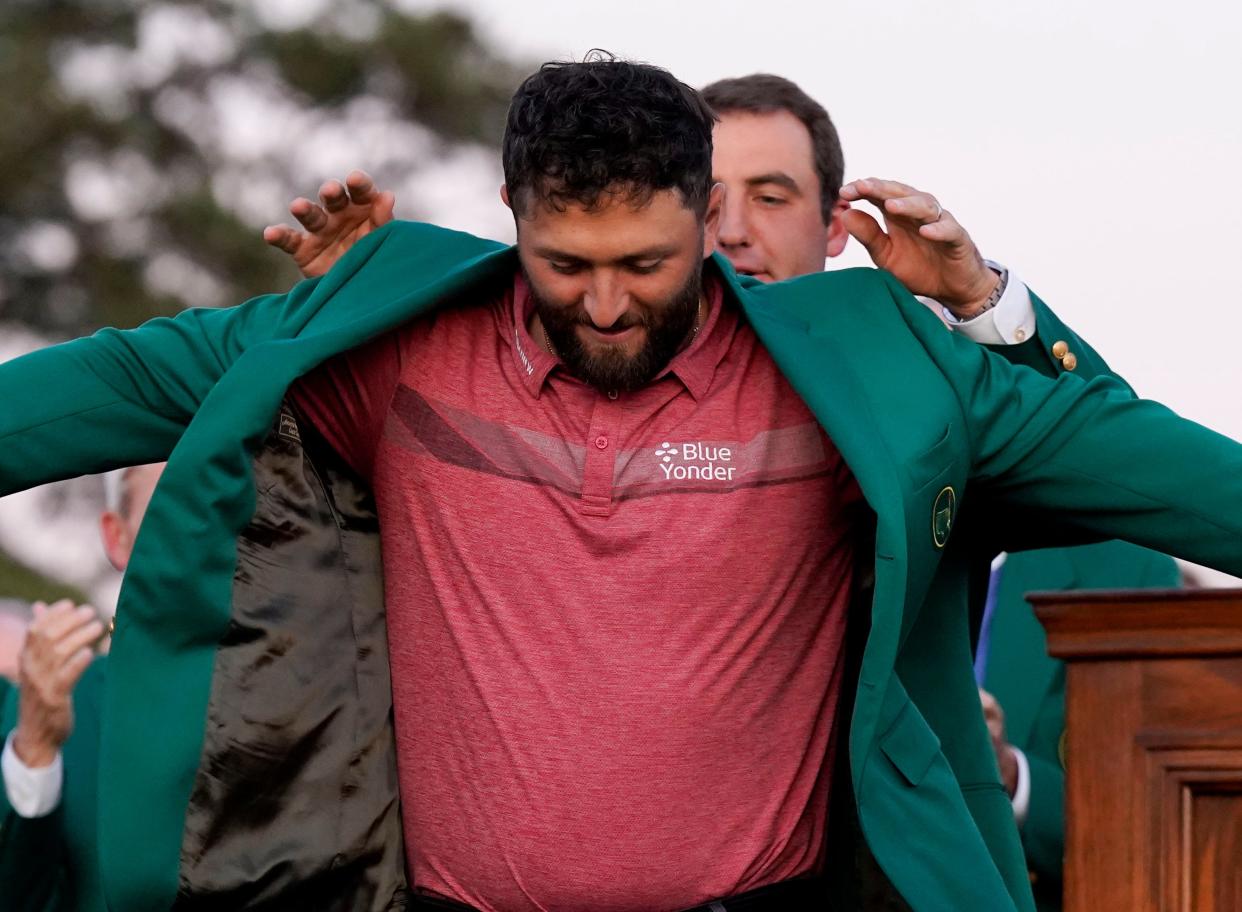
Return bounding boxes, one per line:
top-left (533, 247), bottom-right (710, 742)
top-left (582, 271), bottom-right (630, 328)
top-left (716, 196), bottom-right (750, 250)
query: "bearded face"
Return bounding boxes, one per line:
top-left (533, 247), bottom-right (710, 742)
top-left (510, 186), bottom-right (719, 394)
top-left (529, 263), bottom-right (701, 393)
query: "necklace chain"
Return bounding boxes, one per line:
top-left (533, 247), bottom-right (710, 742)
top-left (540, 322), bottom-right (557, 359)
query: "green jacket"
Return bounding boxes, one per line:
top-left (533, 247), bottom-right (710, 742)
top-left (0, 658), bottom-right (107, 911)
top-left (981, 544), bottom-right (1180, 912)
top-left (2, 221), bottom-right (1241, 911)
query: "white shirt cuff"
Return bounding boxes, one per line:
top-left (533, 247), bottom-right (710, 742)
top-left (940, 261), bottom-right (1037, 345)
top-left (1010, 745), bottom-right (1031, 826)
top-left (2, 731), bottom-right (64, 818)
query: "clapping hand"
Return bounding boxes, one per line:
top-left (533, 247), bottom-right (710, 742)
top-left (12, 601), bottom-right (103, 768)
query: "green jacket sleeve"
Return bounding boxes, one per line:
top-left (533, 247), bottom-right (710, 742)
top-left (967, 290), bottom-right (1133, 553)
top-left (984, 290), bottom-right (1126, 390)
top-left (0, 280), bottom-right (321, 497)
top-left (888, 274), bottom-right (1242, 570)
top-left (0, 686), bottom-right (69, 911)
top-left (0, 220), bottom-right (507, 499)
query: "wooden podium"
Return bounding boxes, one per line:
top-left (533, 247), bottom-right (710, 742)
top-left (1033, 589), bottom-right (1242, 912)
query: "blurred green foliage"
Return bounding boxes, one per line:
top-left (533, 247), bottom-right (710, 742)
top-left (0, 0), bottom-right (524, 337)
top-left (0, 550), bottom-right (88, 606)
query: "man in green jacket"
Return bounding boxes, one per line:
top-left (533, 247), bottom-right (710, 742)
top-left (702, 75), bottom-right (1189, 912)
top-left (1, 609), bottom-right (105, 912)
top-left (1, 463), bottom-right (165, 911)
top-left (280, 72), bottom-right (1178, 911)
top-left (2, 58), bottom-right (1241, 912)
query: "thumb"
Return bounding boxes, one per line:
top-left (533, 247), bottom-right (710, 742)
top-left (372, 190), bottom-right (397, 227)
top-left (841, 209), bottom-right (890, 267)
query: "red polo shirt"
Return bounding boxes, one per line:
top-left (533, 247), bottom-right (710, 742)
top-left (292, 271), bottom-right (861, 912)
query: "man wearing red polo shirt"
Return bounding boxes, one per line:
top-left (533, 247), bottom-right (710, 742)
top-left (285, 63), bottom-right (864, 906)
top-left (8, 56), bottom-right (1241, 912)
top-left (262, 69), bottom-right (1061, 912)
top-left (271, 57), bottom-right (1047, 909)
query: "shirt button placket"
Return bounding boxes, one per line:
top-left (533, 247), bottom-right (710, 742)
top-left (580, 394), bottom-right (622, 516)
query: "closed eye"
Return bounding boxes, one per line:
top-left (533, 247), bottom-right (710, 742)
top-left (624, 260), bottom-right (663, 275)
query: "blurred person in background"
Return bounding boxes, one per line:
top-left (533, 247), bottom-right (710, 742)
top-left (273, 73), bottom-right (1181, 912)
top-left (0, 463), bottom-right (165, 912)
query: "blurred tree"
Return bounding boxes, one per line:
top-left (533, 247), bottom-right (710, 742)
top-left (0, 0), bottom-right (527, 603)
top-left (0, 550), bottom-right (88, 606)
top-left (0, 0), bottom-right (526, 337)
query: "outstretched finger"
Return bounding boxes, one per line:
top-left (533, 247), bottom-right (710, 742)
top-left (263, 224), bottom-right (303, 255)
top-left (884, 194), bottom-right (943, 226)
top-left (291, 198), bottom-right (329, 233)
top-left (345, 170), bottom-right (377, 205)
top-left (319, 180), bottom-right (349, 213)
top-left (840, 177), bottom-right (919, 206)
top-left (917, 210), bottom-right (970, 246)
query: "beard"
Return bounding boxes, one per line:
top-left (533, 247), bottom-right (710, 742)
top-left (531, 266), bottom-right (702, 393)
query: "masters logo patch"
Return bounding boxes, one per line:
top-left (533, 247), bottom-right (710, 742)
top-left (932, 485), bottom-right (956, 549)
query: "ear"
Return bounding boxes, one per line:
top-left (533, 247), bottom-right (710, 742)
top-left (703, 182), bottom-right (726, 258)
top-left (500, 184), bottom-right (511, 209)
top-left (100, 511), bottom-right (132, 572)
top-left (826, 198), bottom-right (850, 259)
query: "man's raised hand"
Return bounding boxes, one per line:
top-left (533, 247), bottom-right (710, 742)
top-left (839, 178), bottom-right (999, 320)
top-left (263, 170), bottom-right (396, 278)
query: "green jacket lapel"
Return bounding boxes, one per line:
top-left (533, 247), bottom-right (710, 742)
top-left (727, 262), bottom-right (973, 634)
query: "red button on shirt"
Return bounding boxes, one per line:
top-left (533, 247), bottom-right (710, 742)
top-left (594, 435), bottom-right (608, 450)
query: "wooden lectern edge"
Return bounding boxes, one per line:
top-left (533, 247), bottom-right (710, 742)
top-left (1029, 590), bottom-right (1242, 909)
top-left (1029, 588), bottom-right (1242, 659)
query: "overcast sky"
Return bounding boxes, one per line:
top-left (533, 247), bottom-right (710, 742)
top-left (8, 1), bottom-right (1239, 601)
top-left (404, 0), bottom-right (1242, 440)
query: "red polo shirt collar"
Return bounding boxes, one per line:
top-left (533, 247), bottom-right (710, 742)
top-left (506, 270), bottom-right (733, 401)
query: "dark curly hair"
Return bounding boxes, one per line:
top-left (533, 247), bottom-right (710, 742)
top-left (700, 74), bottom-right (844, 224)
top-left (503, 53), bottom-right (717, 217)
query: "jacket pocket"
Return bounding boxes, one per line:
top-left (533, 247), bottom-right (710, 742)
top-left (880, 701), bottom-right (943, 788)
top-left (907, 424), bottom-right (954, 491)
